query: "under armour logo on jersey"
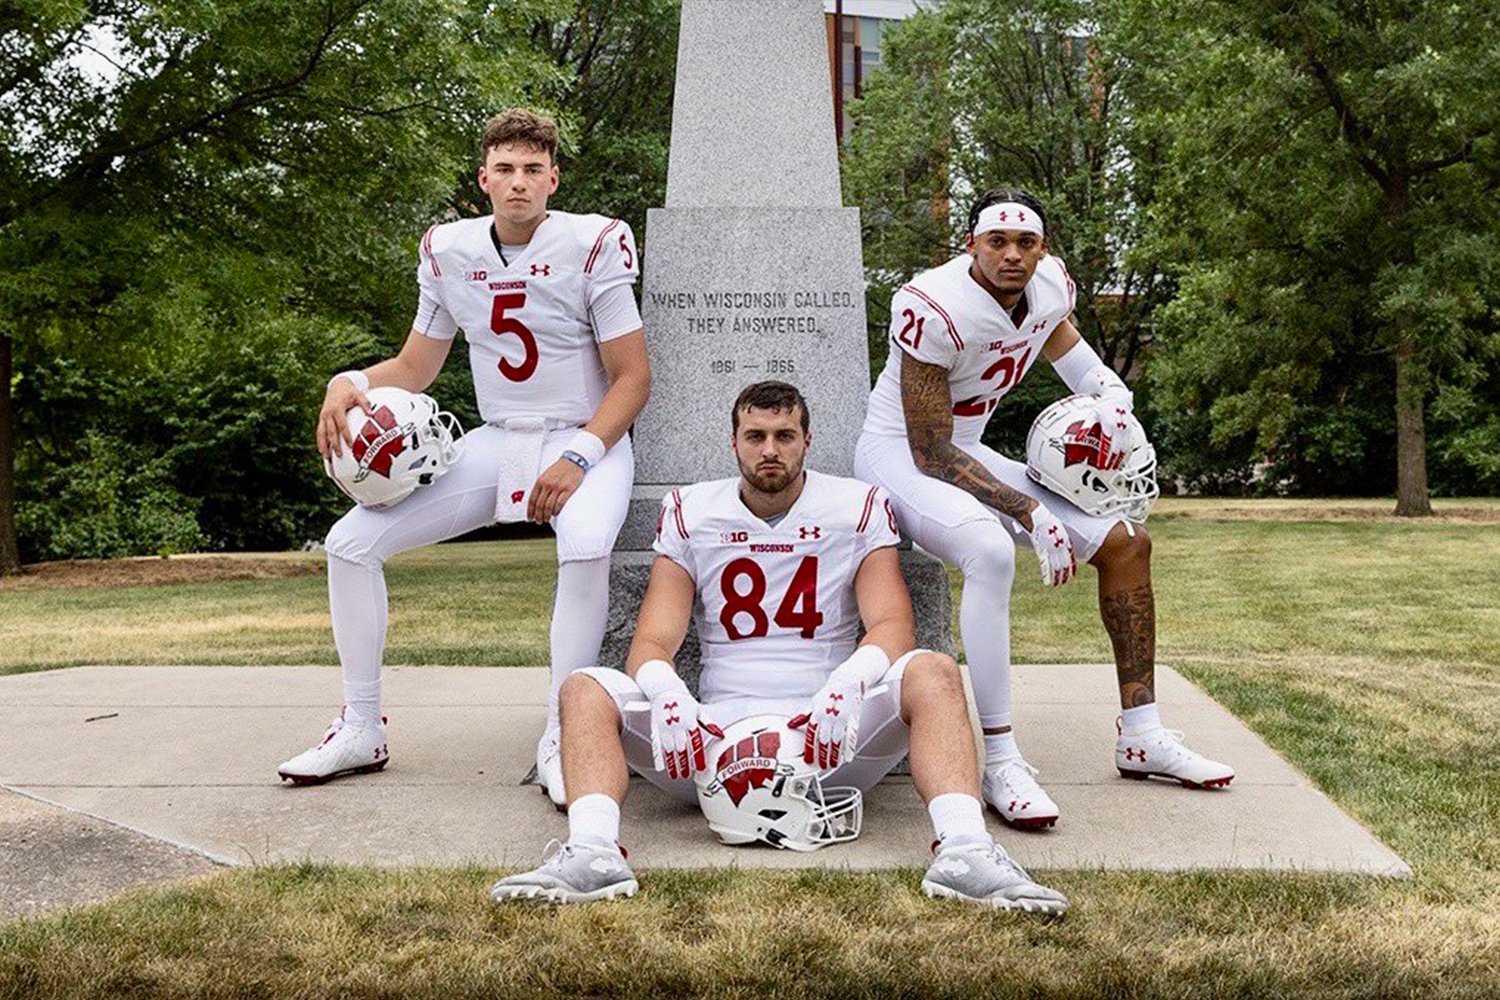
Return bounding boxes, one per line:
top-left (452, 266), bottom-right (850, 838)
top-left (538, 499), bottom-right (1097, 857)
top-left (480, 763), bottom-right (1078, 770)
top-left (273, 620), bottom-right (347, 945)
top-left (530, 264), bottom-right (551, 277)
top-left (799, 526), bottom-right (821, 540)
top-left (511, 490), bottom-right (524, 504)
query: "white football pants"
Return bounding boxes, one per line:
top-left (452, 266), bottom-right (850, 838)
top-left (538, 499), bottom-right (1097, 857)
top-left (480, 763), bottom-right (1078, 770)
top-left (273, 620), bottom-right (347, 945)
top-left (572, 651), bottom-right (925, 804)
top-left (853, 431), bottom-right (1121, 733)
top-left (324, 423), bottom-right (632, 727)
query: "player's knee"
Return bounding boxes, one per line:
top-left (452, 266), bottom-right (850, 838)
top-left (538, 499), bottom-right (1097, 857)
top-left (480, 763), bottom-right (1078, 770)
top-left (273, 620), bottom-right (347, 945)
top-left (1096, 522), bottom-right (1151, 570)
top-left (957, 525), bottom-right (1015, 585)
top-left (904, 652), bottom-right (964, 705)
top-left (555, 516), bottom-right (619, 564)
top-left (324, 515), bottom-right (381, 568)
top-left (558, 671), bottom-right (615, 722)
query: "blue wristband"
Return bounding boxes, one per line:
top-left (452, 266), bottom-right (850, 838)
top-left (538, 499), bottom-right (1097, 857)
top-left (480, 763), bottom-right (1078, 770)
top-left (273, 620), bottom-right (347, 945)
top-left (561, 450), bottom-right (590, 473)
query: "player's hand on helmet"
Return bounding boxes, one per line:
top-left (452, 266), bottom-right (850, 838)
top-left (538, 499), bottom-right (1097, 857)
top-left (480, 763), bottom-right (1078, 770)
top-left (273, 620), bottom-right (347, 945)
top-left (1091, 396), bottom-right (1134, 470)
top-left (528, 458), bottom-right (584, 524)
top-left (318, 377), bottom-right (373, 460)
top-left (1025, 501), bottom-right (1076, 587)
top-left (636, 661), bottom-right (723, 779)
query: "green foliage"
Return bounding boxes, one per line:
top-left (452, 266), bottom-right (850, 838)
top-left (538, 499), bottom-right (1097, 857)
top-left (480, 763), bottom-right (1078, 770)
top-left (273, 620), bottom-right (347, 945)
top-left (16, 430), bottom-right (206, 560)
top-left (1139, 0), bottom-right (1500, 495)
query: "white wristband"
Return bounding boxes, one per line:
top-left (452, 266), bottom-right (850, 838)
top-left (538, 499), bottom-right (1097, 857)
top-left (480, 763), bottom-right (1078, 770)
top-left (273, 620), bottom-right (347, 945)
top-left (329, 370), bottom-right (370, 394)
top-left (567, 430), bottom-right (607, 468)
top-left (835, 644), bottom-right (891, 688)
top-left (635, 660), bottom-right (686, 699)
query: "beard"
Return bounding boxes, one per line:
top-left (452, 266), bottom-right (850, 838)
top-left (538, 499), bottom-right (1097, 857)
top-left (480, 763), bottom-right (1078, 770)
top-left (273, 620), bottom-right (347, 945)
top-left (739, 455), bottom-right (802, 495)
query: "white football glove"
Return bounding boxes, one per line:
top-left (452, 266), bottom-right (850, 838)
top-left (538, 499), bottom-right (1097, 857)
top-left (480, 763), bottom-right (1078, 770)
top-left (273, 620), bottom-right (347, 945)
top-left (636, 660), bottom-right (722, 779)
top-left (1026, 502), bottom-right (1076, 587)
top-left (1092, 396), bottom-right (1135, 470)
top-left (795, 646), bottom-right (890, 770)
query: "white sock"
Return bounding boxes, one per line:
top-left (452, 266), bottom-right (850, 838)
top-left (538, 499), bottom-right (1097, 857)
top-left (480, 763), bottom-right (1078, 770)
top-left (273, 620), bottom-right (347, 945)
top-left (568, 793), bottom-right (621, 848)
top-left (983, 730), bottom-right (1019, 764)
top-left (548, 557), bottom-right (611, 731)
top-left (328, 552), bottom-right (387, 726)
top-left (945, 525), bottom-right (1015, 731)
top-left (1121, 703), bottom-right (1162, 735)
top-left (927, 793), bottom-right (991, 848)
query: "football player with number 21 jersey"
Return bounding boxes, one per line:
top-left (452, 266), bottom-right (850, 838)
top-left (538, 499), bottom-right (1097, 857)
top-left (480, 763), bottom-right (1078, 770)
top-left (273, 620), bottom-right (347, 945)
top-left (491, 382), bottom-right (1068, 913)
top-left (855, 189), bottom-right (1233, 832)
top-left (278, 109), bottom-right (650, 795)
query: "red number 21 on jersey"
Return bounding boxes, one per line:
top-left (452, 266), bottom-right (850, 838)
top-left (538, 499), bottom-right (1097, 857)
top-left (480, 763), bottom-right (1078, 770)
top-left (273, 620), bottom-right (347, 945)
top-left (490, 292), bottom-right (539, 382)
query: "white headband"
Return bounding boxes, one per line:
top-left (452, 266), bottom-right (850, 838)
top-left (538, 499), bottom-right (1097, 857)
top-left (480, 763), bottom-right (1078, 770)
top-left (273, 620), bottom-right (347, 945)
top-left (973, 202), bottom-right (1044, 238)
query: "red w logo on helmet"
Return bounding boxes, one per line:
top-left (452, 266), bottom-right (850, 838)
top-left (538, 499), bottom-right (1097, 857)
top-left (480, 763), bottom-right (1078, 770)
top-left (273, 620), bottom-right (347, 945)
top-left (351, 406), bottom-right (406, 478)
top-left (1062, 419), bottom-right (1121, 471)
top-left (715, 731), bottom-right (781, 805)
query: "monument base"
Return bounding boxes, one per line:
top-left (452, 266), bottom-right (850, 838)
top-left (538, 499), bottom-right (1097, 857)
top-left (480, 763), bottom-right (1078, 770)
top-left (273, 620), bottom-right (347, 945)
top-left (599, 547), bottom-right (956, 690)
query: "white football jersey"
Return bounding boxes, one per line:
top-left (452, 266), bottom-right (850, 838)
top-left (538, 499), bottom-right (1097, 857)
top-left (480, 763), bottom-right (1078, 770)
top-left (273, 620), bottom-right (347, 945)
top-left (863, 253), bottom-right (1075, 444)
top-left (411, 211), bottom-right (640, 426)
top-left (653, 470), bottom-right (901, 706)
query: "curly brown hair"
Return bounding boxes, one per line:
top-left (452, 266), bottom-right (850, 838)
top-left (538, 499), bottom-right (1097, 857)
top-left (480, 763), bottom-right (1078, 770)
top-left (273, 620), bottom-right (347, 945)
top-left (480, 108), bottom-right (560, 164)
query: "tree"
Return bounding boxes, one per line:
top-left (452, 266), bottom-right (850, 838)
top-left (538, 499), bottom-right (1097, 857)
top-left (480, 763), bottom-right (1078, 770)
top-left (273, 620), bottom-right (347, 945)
top-left (0, 0), bottom-right (563, 571)
top-left (1140, 0), bottom-right (1500, 512)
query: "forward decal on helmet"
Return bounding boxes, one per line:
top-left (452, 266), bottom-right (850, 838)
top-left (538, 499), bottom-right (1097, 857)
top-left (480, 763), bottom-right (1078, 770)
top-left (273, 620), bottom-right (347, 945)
top-left (715, 731), bottom-right (781, 806)
top-left (351, 406), bottom-right (408, 479)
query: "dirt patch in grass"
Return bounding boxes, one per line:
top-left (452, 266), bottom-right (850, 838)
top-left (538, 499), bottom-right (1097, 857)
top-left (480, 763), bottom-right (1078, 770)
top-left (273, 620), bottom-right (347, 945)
top-left (1153, 499), bottom-right (1500, 523)
top-left (0, 555), bottom-right (323, 592)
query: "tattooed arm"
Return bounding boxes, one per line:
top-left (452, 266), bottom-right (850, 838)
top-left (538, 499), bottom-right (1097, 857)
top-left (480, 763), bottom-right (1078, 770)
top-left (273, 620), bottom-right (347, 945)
top-left (902, 355), bottom-right (1041, 529)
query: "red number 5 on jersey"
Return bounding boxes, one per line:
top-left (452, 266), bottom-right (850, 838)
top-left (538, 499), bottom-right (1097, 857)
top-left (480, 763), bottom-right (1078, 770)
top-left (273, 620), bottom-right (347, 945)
top-left (489, 292), bottom-right (538, 382)
top-left (720, 556), bottom-right (824, 640)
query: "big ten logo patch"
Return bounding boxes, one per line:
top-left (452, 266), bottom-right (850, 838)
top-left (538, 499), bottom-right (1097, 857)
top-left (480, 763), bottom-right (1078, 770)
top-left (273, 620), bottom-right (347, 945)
top-left (721, 530), bottom-right (749, 544)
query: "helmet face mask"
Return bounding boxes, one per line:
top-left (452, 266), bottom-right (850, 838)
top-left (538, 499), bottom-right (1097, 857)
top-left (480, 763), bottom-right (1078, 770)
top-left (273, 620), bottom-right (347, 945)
top-left (1026, 394), bottom-right (1159, 523)
top-left (324, 387), bottom-right (464, 509)
top-left (696, 715), bottom-right (863, 851)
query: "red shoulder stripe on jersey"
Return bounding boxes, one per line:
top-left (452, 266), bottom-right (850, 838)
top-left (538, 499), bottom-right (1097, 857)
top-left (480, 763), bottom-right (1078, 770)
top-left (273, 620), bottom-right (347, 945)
top-left (585, 219), bottom-right (623, 275)
top-left (671, 488), bottom-right (689, 540)
top-left (1058, 257), bottom-right (1076, 310)
top-left (422, 225), bottom-right (440, 277)
top-left (902, 285), bottom-right (963, 351)
top-left (856, 485), bottom-right (878, 533)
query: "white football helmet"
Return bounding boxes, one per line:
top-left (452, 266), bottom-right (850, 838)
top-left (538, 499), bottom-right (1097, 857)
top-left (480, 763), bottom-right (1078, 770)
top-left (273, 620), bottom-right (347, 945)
top-left (324, 387), bottom-right (463, 510)
top-left (696, 715), bottom-right (862, 852)
top-left (1026, 393), bottom-right (1159, 522)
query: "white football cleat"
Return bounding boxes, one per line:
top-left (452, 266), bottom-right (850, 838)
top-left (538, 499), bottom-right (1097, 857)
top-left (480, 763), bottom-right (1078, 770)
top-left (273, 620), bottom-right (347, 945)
top-left (982, 756), bottom-right (1060, 830)
top-left (921, 838), bottom-right (1068, 915)
top-left (535, 728), bottom-right (567, 812)
top-left (490, 840), bottom-right (637, 904)
top-left (1116, 723), bottom-right (1234, 789)
top-left (277, 710), bottom-right (389, 786)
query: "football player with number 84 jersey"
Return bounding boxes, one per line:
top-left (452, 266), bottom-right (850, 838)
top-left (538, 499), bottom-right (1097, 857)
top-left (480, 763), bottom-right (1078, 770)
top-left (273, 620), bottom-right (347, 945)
top-left (278, 109), bottom-right (650, 795)
top-left (491, 383), bottom-right (1068, 913)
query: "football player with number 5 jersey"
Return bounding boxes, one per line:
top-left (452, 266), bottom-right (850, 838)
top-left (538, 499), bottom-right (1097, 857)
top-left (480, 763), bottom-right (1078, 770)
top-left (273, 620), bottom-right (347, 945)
top-left (278, 109), bottom-right (650, 794)
top-left (491, 383), bottom-right (1068, 913)
top-left (855, 188), bottom-right (1234, 832)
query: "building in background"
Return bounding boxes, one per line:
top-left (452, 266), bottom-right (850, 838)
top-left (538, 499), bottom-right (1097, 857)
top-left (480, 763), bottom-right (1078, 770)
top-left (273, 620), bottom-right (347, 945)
top-left (824, 1), bottom-right (928, 137)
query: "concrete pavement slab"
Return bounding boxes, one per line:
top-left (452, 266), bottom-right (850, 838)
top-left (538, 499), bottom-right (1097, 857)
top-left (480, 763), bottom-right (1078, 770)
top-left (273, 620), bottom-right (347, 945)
top-left (0, 789), bottom-right (221, 921)
top-left (0, 665), bottom-right (1409, 875)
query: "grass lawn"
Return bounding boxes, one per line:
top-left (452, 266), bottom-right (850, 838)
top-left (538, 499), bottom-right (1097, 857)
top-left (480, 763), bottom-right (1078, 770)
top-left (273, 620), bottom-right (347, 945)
top-left (2, 499), bottom-right (1498, 997)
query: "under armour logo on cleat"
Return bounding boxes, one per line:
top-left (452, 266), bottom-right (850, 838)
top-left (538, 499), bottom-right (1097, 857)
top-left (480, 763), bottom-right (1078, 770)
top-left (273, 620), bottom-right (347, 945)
top-left (1124, 748), bottom-right (1147, 761)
